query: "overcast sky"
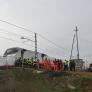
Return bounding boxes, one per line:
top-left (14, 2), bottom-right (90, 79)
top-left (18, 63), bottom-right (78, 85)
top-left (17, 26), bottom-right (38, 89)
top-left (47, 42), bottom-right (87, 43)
top-left (0, 0), bottom-right (92, 64)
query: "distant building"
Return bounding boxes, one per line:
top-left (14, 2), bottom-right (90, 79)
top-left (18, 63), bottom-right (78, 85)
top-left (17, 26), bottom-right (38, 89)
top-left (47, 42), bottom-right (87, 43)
top-left (70, 59), bottom-right (84, 70)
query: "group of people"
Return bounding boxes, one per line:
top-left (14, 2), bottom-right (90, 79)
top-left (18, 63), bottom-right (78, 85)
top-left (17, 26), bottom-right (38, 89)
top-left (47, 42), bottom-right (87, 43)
top-left (15, 57), bottom-right (76, 71)
top-left (35, 58), bottom-right (72, 72)
top-left (34, 58), bottom-right (76, 72)
top-left (53, 59), bottom-right (64, 72)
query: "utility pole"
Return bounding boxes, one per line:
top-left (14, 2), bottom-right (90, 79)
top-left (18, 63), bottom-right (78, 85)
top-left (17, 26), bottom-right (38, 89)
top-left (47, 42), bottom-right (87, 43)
top-left (21, 33), bottom-right (37, 62)
top-left (35, 33), bottom-right (37, 61)
top-left (70, 34), bottom-right (75, 60)
top-left (70, 26), bottom-right (80, 60)
top-left (70, 27), bottom-right (84, 71)
top-left (75, 26), bottom-right (79, 59)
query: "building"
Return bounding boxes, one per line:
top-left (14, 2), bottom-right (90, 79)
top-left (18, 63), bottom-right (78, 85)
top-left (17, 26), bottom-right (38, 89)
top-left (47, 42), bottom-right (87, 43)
top-left (70, 59), bottom-right (84, 70)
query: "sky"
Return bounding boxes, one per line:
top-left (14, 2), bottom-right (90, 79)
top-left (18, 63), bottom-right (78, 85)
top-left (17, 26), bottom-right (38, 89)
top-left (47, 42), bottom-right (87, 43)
top-left (0, 0), bottom-right (92, 65)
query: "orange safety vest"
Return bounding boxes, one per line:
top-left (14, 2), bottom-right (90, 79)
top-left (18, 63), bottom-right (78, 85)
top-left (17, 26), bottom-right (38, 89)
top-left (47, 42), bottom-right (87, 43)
top-left (54, 62), bottom-right (58, 72)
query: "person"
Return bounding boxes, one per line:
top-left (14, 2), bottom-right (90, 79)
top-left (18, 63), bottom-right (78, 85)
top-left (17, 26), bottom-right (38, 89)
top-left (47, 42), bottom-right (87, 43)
top-left (64, 59), bottom-right (69, 71)
top-left (30, 57), bottom-right (34, 68)
top-left (44, 58), bottom-right (49, 71)
top-left (57, 59), bottom-right (60, 70)
top-left (53, 59), bottom-right (58, 73)
top-left (60, 59), bottom-right (64, 72)
top-left (44, 58), bottom-right (52, 72)
top-left (35, 59), bottom-right (40, 70)
top-left (44, 58), bottom-right (48, 71)
top-left (69, 60), bottom-right (76, 71)
top-left (48, 59), bottom-right (52, 71)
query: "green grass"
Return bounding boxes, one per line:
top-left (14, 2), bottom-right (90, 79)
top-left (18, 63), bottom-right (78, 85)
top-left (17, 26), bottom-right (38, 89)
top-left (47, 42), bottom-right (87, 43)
top-left (0, 69), bottom-right (91, 92)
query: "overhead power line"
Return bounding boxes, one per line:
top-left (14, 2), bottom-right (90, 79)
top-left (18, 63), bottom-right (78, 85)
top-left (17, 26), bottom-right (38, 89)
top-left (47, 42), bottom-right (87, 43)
top-left (0, 28), bottom-right (35, 42)
top-left (37, 41), bottom-right (68, 55)
top-left (38, 34), bottom-right (69, 51)
top-left (0, 19), bottom-right (34, 34)
top-left (2, 20), bottom-right (92, 59)
top-left (80, 37), bottom-right (92, 45)
top-left (37, 47), bottom-right (65, 58)
top-left (0, 36), bottom-right (34, 49)
top-left (0, 35), bottom-right (61, 58)
top-left (0, 19), bottom-right (69, 55)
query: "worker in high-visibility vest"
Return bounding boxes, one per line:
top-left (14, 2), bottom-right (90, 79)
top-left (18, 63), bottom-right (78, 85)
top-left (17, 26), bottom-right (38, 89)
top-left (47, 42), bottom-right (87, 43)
top-left (44, 58), bottom-right (52, 72)
top-left (57, 59), bottom-right (61, 70)
top-left (47, 58), bottom-right (50, 71)
top-left (44, 58), bottom-right (48, 71)
top-left (48, 59), bottom-right (52, 71)
top-left (64, 59), bottom-right (69, 71)
top-left (60, 59), bottom-right (64, 72)
top-left (35, 59), bottom-right (40, 70)
top-left (54, 59), bottom-right (58, 73)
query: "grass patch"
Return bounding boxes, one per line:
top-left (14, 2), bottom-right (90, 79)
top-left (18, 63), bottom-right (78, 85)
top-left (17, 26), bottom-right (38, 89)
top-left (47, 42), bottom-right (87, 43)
top-left (0, 69), bottom-right (91, 92)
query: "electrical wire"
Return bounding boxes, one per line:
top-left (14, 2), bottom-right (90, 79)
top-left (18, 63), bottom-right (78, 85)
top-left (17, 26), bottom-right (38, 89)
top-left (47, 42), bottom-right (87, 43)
top-left (0, 20), bottom-right (69, 51)
top-left (38, 34), bottom-right (68, 51)
top-left (37, 41), bottom-right (68, 56)
top-left (0, 19), bottom-right (69, 57)
top-left (80, 38), bottom-right (92, 45)
top-left (0, 28), bottom-right (35, 43)
top-left (0, 19), bottom-right (34, 33)
top-left (0, 36), bottom-right (35, 49)
top-left (0, 35), bottom-right (62, 58)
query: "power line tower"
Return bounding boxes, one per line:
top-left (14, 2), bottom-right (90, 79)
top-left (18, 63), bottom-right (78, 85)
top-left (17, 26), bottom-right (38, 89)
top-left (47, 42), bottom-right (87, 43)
top-left (70, 26), bottom-right (84, 71)
top-left (70, 26), bottom-right (80, 60)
